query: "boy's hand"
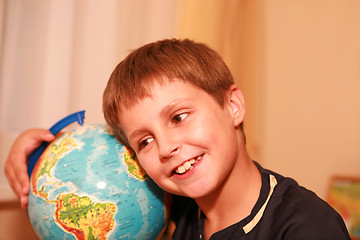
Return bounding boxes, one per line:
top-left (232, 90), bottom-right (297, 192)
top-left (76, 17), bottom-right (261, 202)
top-left (4, 129), bottom-right (55, 209)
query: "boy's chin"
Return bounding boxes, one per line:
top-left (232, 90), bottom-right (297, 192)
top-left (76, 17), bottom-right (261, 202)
top-left (161, 188), bottom-right (202, 199)
top-left (171, 188), bottom-right (213, 200)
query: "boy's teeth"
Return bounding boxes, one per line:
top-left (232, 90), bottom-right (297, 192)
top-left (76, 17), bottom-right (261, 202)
top-left (177, 166), bottom-right (185, 174)
top-left (175, 156), bottom-right (200, 175)
top-left (183, 161), bottom-right (191, 170)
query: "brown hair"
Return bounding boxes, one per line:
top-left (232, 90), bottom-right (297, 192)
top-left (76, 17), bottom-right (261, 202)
top-left (103, 38), bottom-right (235, 146)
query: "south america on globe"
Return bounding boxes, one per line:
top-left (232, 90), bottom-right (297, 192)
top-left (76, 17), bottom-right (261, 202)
top-left (27, 124), bottom-right (170, 240)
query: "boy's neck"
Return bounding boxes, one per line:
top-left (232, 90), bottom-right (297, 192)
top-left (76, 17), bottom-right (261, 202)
top-left (194, 148), bottom-right (261, 239)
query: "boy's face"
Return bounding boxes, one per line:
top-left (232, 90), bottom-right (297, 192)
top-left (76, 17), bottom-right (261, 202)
top-left (118, 79), bottom-right (245, 199)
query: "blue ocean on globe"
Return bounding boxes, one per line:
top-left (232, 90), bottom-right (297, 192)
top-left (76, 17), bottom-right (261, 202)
top-left (27, 124), bottom-right (169, 240)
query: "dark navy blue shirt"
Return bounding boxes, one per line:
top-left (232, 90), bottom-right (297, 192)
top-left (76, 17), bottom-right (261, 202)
top-left (170, 162), bottom-right (350, 240)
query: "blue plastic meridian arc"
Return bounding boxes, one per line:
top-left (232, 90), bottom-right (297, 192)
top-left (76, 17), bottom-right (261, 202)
top-left (27, 110), bottom-right (85, 178)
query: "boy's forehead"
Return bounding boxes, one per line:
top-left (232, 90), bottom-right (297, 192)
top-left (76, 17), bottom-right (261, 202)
top-left (122, 77), bottom-right (196, 104)
top-left (118, 79), bottom-right (195, 110)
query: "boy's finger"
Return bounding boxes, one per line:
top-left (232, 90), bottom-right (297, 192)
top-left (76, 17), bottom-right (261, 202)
top-left (17, 165), bottom-right (30, 195)
top-left (42, 132), bottom-right (55, 142)
top-left (9, 166), bottom-right (29, 209)
top-left (20, 196), bottom-right (28, 209)
top-left (6, 169), bottom-right (22, 199)
top-left (7, 166), bottom-right (29, 209)
top-left (22, 130), bottom-right (54, 155)
top-left (4, 155), bottom-right (28, 195)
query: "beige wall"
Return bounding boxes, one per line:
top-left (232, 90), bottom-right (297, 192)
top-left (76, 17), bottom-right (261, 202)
top-left (261, 0), bottom-right (360, 198)
top-left (177, 0), bottom-right (360, 198)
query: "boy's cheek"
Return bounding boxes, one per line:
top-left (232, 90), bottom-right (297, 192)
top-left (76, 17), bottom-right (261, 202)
top-left (137, 157), bottom-right (156, 175)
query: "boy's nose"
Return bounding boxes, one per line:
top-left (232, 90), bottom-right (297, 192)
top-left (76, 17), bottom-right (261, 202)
top-left (157, 132), bottom-right (180, 160)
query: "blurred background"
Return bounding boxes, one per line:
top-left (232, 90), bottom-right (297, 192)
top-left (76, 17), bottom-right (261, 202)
top-left (0, 0), bottom-right (359, 239)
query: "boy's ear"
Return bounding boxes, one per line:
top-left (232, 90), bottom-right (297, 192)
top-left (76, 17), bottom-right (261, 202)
top-left (227, 85), bottom-right (245, 126)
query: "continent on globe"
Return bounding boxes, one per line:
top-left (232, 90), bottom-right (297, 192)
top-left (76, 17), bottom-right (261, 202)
top-left (31, 132), bottom-right (80, 200)
top-left (55, 193), bottom-right (116, 240)
top-left (123, 147), bottom-right (149, 180)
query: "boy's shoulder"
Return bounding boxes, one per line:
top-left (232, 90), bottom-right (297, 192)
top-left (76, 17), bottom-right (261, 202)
top-left (263, 164), bottom-right (334, 213)
top-left (259, 164), bottom-right (350, 239)
top-left (170, 163), bottom-right (351, 240)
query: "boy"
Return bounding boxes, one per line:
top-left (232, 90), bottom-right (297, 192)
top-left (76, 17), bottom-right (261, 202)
top-left (5, 39), bottom-right (350, 239)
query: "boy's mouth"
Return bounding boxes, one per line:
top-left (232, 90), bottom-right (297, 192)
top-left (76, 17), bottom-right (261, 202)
top-left (173, 155), bottom-right (202, 175)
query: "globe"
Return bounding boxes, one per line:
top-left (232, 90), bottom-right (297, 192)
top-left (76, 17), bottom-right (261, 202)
top-left (27, 124), bottom-right (170, 240)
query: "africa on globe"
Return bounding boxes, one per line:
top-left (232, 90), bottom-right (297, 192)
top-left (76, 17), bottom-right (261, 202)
top-left (27, 124), bottom-right (170, 240)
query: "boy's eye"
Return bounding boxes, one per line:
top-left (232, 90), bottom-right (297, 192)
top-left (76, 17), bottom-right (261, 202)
top-left (172, 112), bottom-right (189, 124)
top-left (138, 137), bottom-right (154, 150)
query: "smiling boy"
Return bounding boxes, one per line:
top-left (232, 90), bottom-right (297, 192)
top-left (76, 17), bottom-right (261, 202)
top-left (102, 39), bottom-right (350, 239)
top-left (111, 81), bottom-right (261, 239)
top-left (5, 39), bottom-right (350, 239)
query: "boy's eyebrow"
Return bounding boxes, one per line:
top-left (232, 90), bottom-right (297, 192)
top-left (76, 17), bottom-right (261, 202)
top-left (160, 98), bottom-right (193, 118)
top-left (128, 98), bottom-right (194, 142)
top-left (128, 129), bottom-right (147, 142)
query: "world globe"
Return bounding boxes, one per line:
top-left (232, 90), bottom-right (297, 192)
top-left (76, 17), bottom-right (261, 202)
top-left (27, 124), bottom-right (170, 240)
